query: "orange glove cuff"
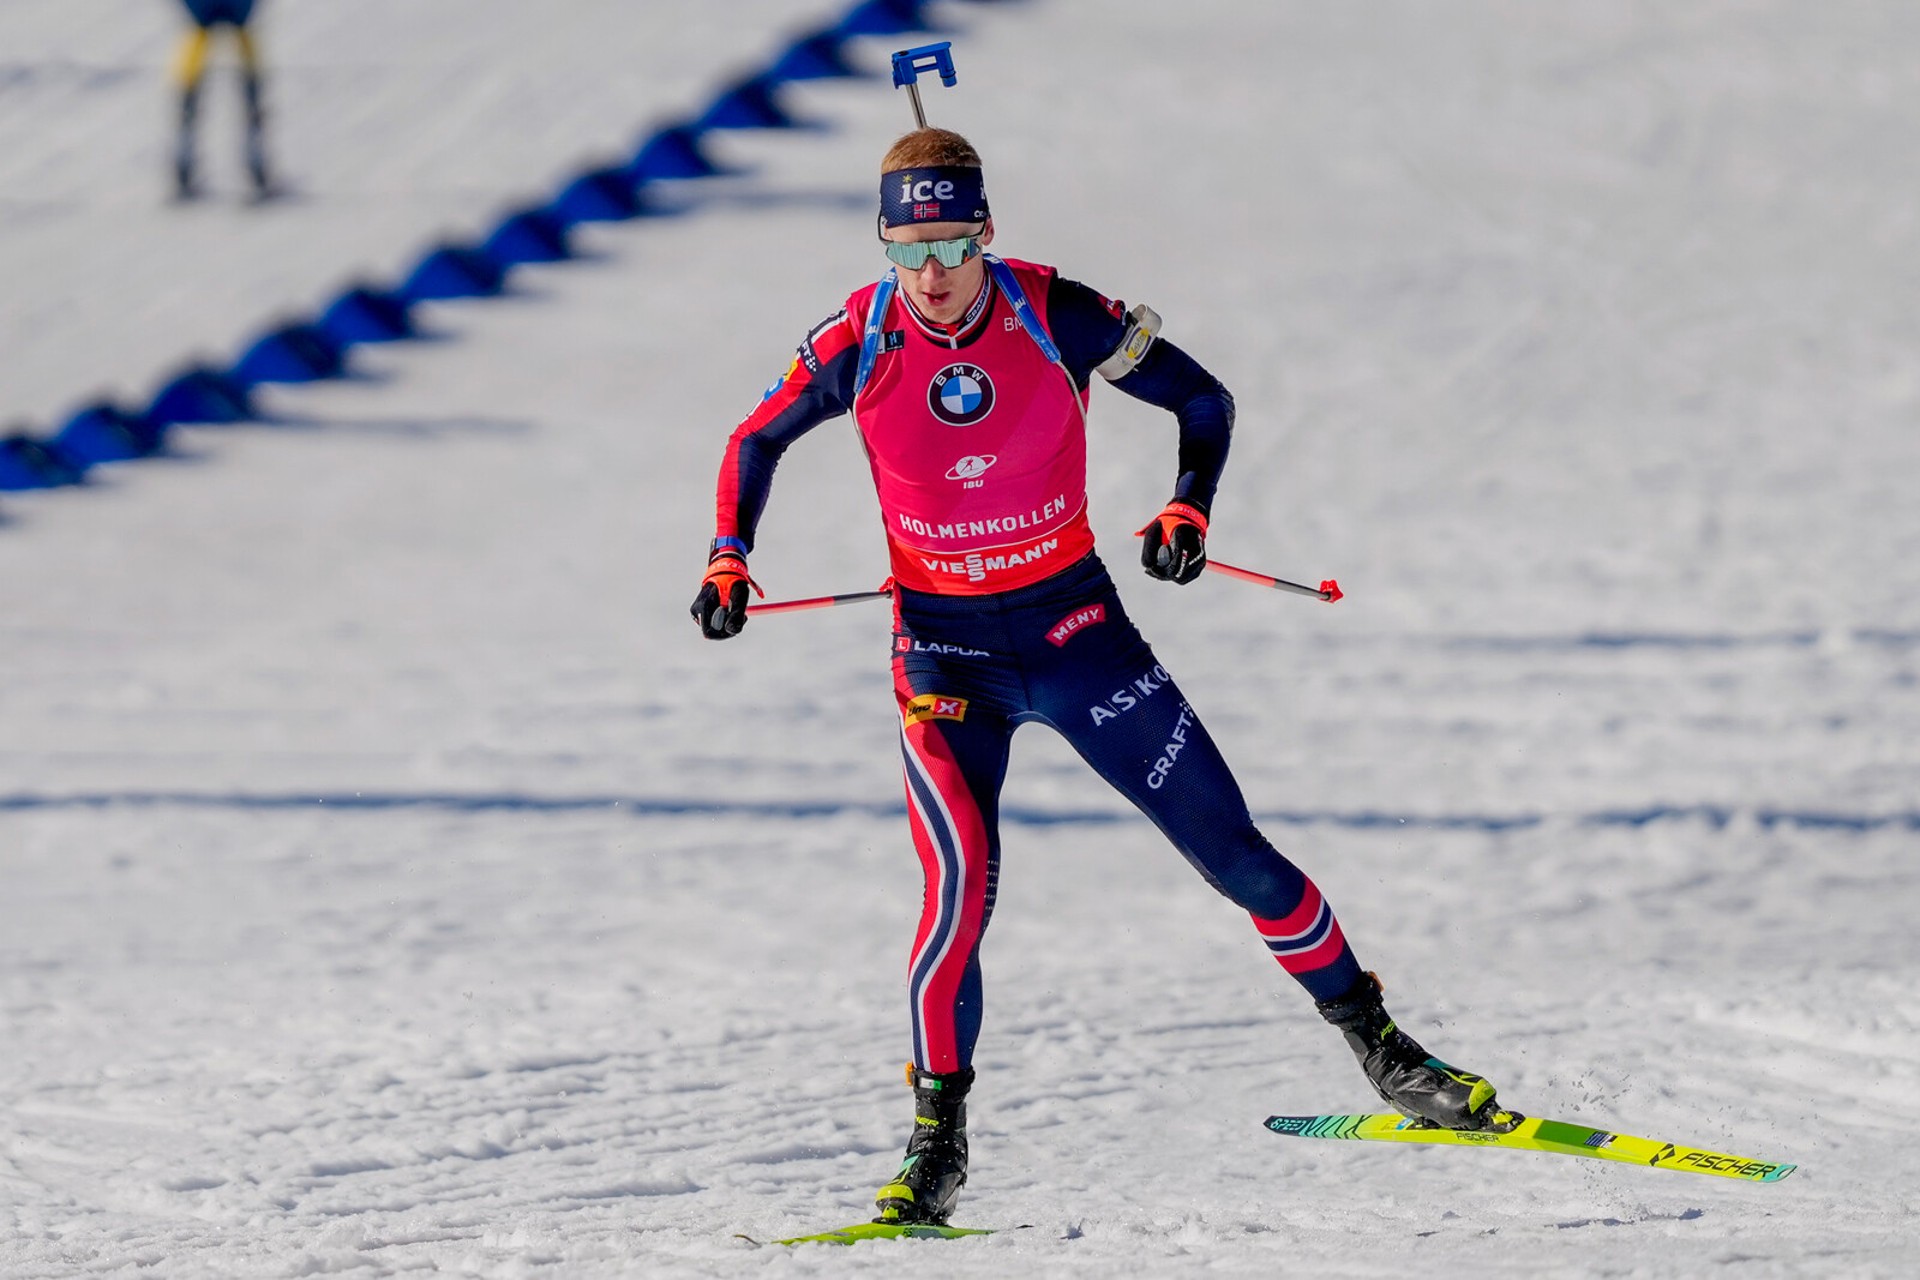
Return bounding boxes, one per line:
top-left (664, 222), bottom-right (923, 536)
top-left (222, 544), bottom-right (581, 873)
top-left (1136, 500), bottom-right (1210, 538)
top-left (702, 554), bottom-right (764, 599)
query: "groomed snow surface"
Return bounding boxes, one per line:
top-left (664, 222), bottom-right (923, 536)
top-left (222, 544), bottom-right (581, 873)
top-left (4, 1), bottom-right (1918, 1275)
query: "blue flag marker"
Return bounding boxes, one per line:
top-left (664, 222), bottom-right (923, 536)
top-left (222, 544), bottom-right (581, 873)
top-left (890, 41), bottom-right (957, 128)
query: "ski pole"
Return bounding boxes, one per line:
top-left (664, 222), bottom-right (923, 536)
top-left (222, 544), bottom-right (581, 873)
top-left (1134, 528), bottom-right (1344, 602)
top-left (1205, 558), bottom-right (1344, 602)
top-left (745, 561), bottom-right (1339, 615)
top-left (748, 584), bottom-right (895, 616)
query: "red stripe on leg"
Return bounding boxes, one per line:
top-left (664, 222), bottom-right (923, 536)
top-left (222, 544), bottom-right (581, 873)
top-left (896, 663), bottom-right (993, 1072)
top-left (1272, 915), bottom-right (1351, 978)
top-left (1249, 879), bottom-right (1324, 941)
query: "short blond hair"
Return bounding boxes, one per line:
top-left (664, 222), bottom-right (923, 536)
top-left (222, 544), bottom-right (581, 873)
top-left (881, 127), bottom-right (982, 172)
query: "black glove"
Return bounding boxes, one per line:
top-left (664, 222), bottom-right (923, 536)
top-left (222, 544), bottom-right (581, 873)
top-left (691, 552), bottom-right (759, 639)
top-left (1138, 499), bottom-right (1209, 585)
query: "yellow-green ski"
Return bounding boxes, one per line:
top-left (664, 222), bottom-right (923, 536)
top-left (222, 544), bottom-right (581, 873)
top-left (1266, 1111), bottom-right (1795, 1182)
top-left (771, 1221), bottom-right (995, 1246)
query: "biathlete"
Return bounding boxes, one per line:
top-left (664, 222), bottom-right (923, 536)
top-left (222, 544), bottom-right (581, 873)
top-left (693, 127), bottom-right (1507, 1226)
top-left (170, 0), bottom-right (271, 200)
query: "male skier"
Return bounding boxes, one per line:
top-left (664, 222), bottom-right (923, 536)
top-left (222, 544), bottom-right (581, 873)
top-left (170, 0), bottom-right (271, 200)
top-left (693, 128), bottom-right (1506, 1226)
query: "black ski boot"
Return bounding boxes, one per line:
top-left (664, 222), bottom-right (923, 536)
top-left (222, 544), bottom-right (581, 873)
top-left (874, 1065), bottom-right (972, 1225)
top-left (1317, 972), bottom-right (1512, 1131)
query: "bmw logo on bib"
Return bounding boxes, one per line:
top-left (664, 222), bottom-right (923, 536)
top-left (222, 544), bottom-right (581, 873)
top-left (928, 362), bottom-right (996, 427)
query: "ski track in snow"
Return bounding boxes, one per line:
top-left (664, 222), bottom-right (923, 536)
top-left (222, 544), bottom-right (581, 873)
top-left (5, 1), bottom-right (1920, 1276)
top-left (5, 809), bottom-right (1916, 1276)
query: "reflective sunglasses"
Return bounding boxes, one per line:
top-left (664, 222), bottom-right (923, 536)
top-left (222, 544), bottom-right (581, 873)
top-left (883, 235), bottom-right (982, 270)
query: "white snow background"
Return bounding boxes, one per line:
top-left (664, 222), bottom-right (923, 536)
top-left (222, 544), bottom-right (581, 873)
top-left (4, 1), bottom-right (1918, 1275)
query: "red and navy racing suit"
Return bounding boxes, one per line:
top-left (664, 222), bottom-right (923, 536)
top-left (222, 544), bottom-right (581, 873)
top-left (710, 257), bottom-right (1365, 1073)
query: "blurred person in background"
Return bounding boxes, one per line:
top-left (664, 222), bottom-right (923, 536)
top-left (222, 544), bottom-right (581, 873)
top-left (169, 0), bottom-right (271, 200)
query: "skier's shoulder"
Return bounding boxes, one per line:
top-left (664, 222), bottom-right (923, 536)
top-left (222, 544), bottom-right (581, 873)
top-left (841, 272), bottom-right (898, 322)
top-left (796, 292), bottom-right (865, 376)
top-left (993, 259), bottom-right (1129, 374)
top-left (992, 255), bottom-right (1057, 283)
top-left (992, 256), bottom-right (1124, 328)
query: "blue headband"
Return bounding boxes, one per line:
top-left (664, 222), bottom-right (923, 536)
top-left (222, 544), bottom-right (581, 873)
top-left (879, 165), bottom-right (989, 229)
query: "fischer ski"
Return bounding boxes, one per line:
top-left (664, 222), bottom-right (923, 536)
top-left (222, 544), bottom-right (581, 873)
top-left (770, 1221), bottom-right (996, 1246)
top-left (1265, 1112), bottom-right (1795, 1182)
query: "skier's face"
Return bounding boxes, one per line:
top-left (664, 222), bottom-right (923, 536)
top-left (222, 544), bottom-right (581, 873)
top-left (883, 219), bottom-right (994, 324)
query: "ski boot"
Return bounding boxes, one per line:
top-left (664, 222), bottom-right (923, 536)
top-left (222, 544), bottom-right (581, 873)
top-left (874, 1065), bottom-right (972, 1225)
top-left (1317, 971), bottom-right (1514, 1131)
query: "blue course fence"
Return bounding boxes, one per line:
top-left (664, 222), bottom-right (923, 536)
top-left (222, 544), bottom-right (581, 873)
top-left (0, 0), bottom-right (1001, 500)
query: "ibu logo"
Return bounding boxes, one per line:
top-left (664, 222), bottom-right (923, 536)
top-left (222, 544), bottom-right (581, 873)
top-left (928, 362), bottom-right (995, 427)
top-left (944, 454), bottom-right (997, 488)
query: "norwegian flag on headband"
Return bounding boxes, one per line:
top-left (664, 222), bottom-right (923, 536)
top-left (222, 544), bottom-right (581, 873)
top-left (912, 201), bottom-right (942, 220)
